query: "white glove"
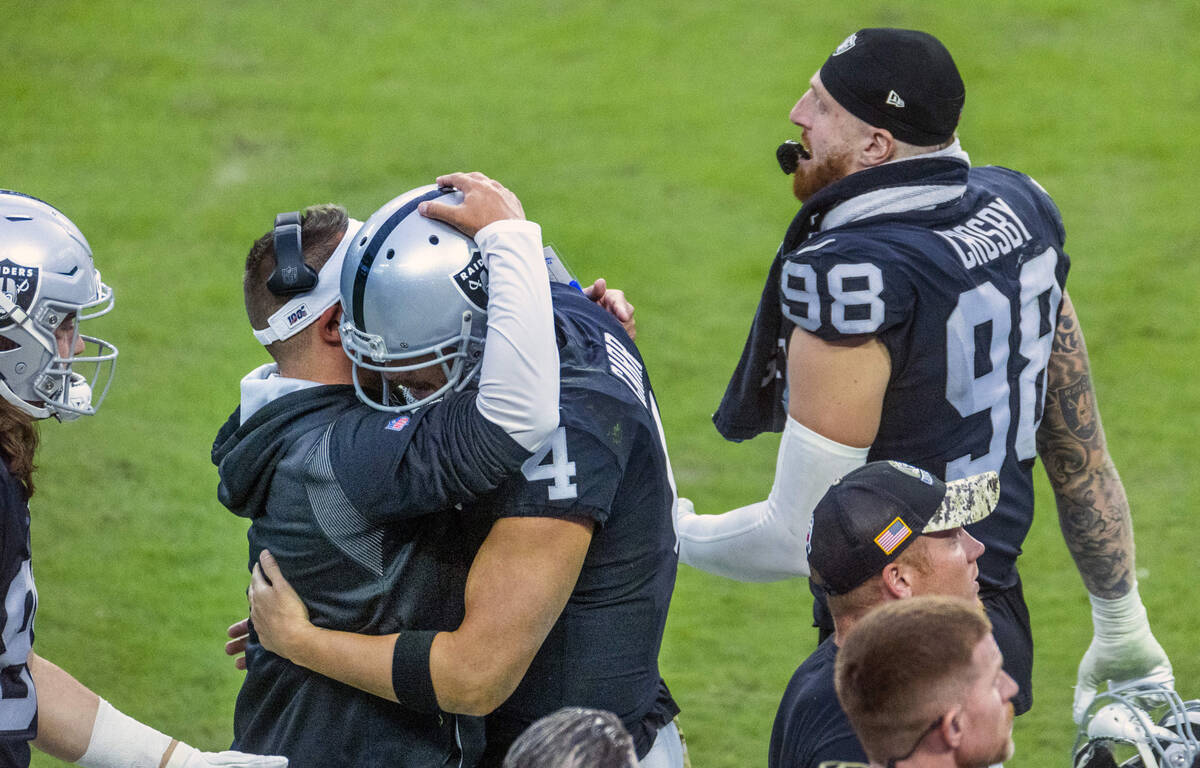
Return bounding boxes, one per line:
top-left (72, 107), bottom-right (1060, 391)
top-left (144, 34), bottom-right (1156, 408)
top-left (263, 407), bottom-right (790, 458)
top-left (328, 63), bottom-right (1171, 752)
top-left (165, 743), bottom-right (287, 768)
top-left (77, 699), bottom-right (288, 768)
top-left (1073, 583), bottom-right (1174, 724)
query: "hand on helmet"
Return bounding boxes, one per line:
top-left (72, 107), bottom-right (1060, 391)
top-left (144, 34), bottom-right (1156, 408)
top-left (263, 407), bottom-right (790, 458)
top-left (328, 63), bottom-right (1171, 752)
top-left (1073, 585), bottom-right (1174, 724)
top-left (419, 172), bottom-right (525, 238)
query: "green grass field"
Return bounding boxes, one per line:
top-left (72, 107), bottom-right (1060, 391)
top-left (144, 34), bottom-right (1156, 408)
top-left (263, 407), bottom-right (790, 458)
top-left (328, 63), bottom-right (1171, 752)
top-left (3, 1), bottom-right (1198, 765)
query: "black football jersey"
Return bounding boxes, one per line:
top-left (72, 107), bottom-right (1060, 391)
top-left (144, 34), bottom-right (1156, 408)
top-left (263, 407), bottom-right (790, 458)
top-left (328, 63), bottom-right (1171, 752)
top-left (0, 464), bottom-right (36, 768)
top-left (478, 284), bottom-right (680, 762)
top-left (780, 165), bottom-right (1069, 589)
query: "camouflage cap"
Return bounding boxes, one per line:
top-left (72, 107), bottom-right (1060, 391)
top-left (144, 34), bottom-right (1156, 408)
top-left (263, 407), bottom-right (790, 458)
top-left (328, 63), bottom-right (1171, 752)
top-left (807, 461), bottom-right (998, 595)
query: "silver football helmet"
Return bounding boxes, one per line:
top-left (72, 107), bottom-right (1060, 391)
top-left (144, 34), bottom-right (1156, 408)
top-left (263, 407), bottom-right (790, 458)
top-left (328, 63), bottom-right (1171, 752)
top-left (0, 191), bottom-right (117, 421)
top-left (1075, 681), bottom-right (1200, 768)
top-left (339, 185), bottom-right (488, 412)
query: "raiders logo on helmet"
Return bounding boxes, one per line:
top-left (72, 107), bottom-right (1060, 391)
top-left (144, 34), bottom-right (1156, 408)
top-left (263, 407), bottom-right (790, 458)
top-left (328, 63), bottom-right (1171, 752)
top-left (0, 259), bottom-right (40, 330)
top-left (452, 250), bottom-right (488, 311)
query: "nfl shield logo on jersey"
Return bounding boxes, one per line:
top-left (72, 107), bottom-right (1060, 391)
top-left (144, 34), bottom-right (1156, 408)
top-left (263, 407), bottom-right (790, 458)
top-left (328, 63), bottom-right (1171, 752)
top-left (0, 260), bottom-right (40, 329)
top-left (385, 415), bottom-right (410, 432)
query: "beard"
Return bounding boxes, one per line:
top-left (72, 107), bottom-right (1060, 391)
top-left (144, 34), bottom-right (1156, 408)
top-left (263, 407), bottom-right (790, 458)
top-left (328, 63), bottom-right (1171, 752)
top-left (791, 144), bottom-right (856, 202)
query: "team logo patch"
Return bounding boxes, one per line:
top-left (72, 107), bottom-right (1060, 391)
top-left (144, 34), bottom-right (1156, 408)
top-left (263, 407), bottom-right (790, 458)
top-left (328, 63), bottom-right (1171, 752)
top-left (0, 260), bottom-right (40, 329)
top-left (887, 460), bottom-right (933, 485)
top-left (451, 250), bottom-right (488, 311)
top-left (886, 90), bottom-right (906, 108)
top-left (874, 517), bottom-right (912, 554)
top-left (385, 415), bottom-right (410, 432)
top-left (833, 33), bottom-right (857, 55)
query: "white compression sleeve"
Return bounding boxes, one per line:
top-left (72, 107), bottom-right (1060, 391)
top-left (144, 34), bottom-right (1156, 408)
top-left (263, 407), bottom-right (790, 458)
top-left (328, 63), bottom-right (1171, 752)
top-left (76, 698), bottom-right (172, 768)
top-left (676, 416), bottom-right (868, 581)
top-left (472, 219), bottom-right (559, 452)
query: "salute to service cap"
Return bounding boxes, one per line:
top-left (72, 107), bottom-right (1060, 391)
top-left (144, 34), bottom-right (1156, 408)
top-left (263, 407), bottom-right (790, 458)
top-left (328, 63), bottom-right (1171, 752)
top-left (808, 461), bottom-right (999, 595)
top-left (819, 28), bottom-right (965, 146)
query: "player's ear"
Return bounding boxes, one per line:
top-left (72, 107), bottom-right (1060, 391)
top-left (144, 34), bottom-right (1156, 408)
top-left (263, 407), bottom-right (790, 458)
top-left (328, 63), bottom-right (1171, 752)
top-left (939, 709), bottom-right (964, 749)
top-left (316, 305), bottom-right (342, 345)
top-left (861, 127), bottom-right (896, 166)
top-left (881, 561), bottom-right (914, 599)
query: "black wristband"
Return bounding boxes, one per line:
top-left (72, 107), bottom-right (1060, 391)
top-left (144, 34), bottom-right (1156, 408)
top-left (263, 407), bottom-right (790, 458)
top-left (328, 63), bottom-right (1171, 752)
top-left (391, 630), bottom-right (441, 713)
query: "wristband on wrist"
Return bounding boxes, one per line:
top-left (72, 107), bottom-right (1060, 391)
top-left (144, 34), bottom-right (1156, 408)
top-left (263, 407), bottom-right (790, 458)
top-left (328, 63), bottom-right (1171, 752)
top-left (1088, 581), bottom-right (1148, 637)
top-left (391, 630), bottom-right (441, 713)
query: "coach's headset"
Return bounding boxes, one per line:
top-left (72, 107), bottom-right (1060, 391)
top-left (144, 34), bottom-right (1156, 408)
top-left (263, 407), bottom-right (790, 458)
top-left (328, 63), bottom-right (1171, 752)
top-left (266, 211), bottom-right (318, 297)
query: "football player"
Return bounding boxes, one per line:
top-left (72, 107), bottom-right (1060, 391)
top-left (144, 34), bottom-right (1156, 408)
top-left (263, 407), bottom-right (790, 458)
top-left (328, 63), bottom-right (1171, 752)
top-left (676, 28), bottom-right (1172, 720)
top-left (213, 173), bottom-right (561, 767)
top-left (0, 191), bottom-right (285, 768)
top-left (244, 178), bottom-right (685, 766)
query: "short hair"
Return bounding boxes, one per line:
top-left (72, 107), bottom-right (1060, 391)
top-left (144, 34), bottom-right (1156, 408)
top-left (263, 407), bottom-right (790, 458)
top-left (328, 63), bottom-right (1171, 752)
top-left (821, 536), bottom-right (935, 618)
top-left (243, 204), bottom-right (349, 363)
top-left (502, 708), bottom-right (638, 768)
top-left (834, 596), bottom-right (991, 763)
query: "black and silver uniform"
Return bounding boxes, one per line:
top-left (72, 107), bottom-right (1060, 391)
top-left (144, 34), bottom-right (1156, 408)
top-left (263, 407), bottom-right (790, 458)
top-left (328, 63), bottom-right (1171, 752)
top-left (477, 284), bottom-right (680, 764)
top-left (717, 154), bottom-right (1069, 714)
top-left (0, 464), bottom-right (36, 768)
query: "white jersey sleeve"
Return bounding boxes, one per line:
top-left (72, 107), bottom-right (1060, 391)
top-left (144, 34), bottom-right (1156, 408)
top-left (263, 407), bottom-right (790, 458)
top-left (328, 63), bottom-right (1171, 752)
top-left (676, 416), bottom-right (867, 581)
top-left (472, 219), bottom-right (559, 452)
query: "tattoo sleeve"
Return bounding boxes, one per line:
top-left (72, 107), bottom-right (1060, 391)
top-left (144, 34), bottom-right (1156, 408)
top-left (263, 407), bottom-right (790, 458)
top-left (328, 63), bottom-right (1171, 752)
top-left (1036, 292), bottom-right (1135, 599)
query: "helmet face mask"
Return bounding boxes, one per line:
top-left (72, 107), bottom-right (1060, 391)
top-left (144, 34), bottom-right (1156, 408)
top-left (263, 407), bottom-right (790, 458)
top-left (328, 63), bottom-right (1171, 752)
top-left (0, 191), bottom-right (118, 421)
top-left (339, 185), bottom-right (487, 413)
top-left (1075, 682), bottom-right (1200, 768)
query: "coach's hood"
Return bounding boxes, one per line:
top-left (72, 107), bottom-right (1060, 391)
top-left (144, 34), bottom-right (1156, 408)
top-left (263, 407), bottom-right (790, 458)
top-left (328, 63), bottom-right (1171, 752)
top-left (212, 380), bottom-right (361, 519)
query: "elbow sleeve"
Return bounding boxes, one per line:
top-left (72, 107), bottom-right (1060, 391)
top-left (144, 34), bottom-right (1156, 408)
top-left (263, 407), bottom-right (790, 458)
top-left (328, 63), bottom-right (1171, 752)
top-left (677, 416), bottom-right (867, 581)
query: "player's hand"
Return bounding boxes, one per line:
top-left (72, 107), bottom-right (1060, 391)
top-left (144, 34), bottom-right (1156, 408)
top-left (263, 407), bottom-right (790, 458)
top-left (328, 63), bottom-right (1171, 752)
top-left (418, 172), bottom-right (525, 238)
top-left (166, 742), bottom-right (287, 768)
top-left (583, 278), bottom-right (636, 340)
top-left (1073, 587), bottom-right (1174, 723)
top-left (225, 618), bottom-right (250, 672)
top-left (248, 550), bottom-right (313, 663)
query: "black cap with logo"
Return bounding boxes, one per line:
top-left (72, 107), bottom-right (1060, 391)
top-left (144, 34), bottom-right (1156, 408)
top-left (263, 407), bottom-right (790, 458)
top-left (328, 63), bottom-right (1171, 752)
top-left (807, 461), bottom-right (998, 595)
top-left (819, 28), bottom-right (965, 146)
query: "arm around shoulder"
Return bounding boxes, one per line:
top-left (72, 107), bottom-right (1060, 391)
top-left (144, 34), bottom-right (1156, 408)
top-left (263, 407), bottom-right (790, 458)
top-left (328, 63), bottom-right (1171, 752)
top-left (473, 219), bottom-right (559, 452)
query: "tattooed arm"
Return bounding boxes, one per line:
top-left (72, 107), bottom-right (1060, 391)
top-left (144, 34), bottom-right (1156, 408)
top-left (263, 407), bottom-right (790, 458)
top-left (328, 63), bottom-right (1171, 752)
top-left (1036, 292), bottom-right (1133, 598)
top-left (1039, 291), bottom-right (1173, 723)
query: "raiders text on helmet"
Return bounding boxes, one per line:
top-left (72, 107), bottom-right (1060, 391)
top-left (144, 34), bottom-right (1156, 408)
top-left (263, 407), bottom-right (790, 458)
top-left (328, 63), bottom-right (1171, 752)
top-left (0, 191), bottom-right (117, 420)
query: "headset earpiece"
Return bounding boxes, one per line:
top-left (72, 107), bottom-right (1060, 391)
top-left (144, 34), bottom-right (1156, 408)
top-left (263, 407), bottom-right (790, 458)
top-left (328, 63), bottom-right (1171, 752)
top-left (266, 211), bottom-right (318, 296)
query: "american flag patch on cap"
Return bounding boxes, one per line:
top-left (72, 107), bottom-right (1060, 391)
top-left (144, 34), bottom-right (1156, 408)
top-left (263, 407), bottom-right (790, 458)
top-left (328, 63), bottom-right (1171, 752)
top-left (874, 517), bottom-right (912, 554)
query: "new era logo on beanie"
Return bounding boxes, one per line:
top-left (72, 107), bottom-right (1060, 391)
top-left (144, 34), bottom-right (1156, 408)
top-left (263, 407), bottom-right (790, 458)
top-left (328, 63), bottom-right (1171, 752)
top-left (818, 28), bottom-right (965, 146)
top-left (807, 461), bottom-right (999, 595)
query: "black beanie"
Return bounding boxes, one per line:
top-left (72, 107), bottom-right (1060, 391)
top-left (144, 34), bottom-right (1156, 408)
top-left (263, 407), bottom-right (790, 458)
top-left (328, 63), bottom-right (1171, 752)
top-left (818, 28), bottom-right (965, 146)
